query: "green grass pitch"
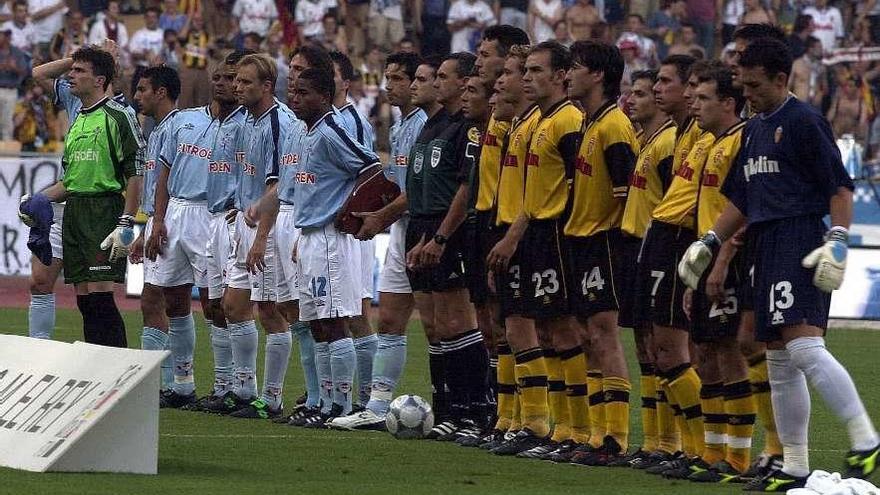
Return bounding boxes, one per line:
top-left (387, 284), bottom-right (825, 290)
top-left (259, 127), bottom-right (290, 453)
top-left (1, 307), bottom-right (877, 494)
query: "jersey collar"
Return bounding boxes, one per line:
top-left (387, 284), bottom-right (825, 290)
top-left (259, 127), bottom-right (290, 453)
top-left (715, 119), bottom-right (746, 140)
top-left (759, 95), bottom-right (794, 121)
top-left (251, 102), bottom-right (279, 124)
top-left (644, 119), bottom-right (675, 147)
top-left (403, 108), bottom-right (424, 122)
top-left (307, 110), bottom-right (336, 133)
top-left (207, 104), bottom-right (246, 124)
top-left (156, 108), bottom-right (179, 128)
top-left (511, 104), bottom-right (540, 132)
top-left (541, 98), bottom-right (571, 120)
top-left (80, 96), bottom-right (110, 115)
top-left (587, 99), bottom-right (617, 125)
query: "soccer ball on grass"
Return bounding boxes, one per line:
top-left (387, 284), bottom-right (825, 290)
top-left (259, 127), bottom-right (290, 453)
top-left (386, 394), bottom-right (434, 439)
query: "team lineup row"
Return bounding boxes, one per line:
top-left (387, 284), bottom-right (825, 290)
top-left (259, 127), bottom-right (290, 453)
top-left (16, 22), bottom-right (877, 493)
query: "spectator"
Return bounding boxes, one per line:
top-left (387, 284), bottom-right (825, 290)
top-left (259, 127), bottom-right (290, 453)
top-left (419, 0), bottom-right (451, 57)
top-left (667, 22), bottom-right (705, 58)
top-left (88, 1), bottom-right (129, 49)
top-left (397, 36), bottom-right (416, 53)
top-left (553, 19), bottom-right (571, 46)
top-left (359, 45), bottom-right (383, 101)
top-left (267, 33), bottom-right (288, 102)
top-left (129, 8), bottom-right (165, 94)
top-left (201, 0), bottom-right (232, 38)
top-left (343, 0), bottom-right (369, 58)
top-left (0, 27), bottom-right (27, 141)
top-left (446, 0), bottom-right (494, 53)
top-left (827, 64), bottom-right (869, 142)
top-left (720, 0), bottom-right (743, 45)
top-left (565, 0), bottom-right (601, 41)
top-left (14, 77), bottom-right (58, 151)
top-left (48, 9), bottom-right (86, 61)
top-left (493, 0), bottom-right (527, 31)
top-left (177, 9), bottom-right (212, 108)
top-left (242, 31), bottom-right (262, 50)
top-left (852, 16), bottom-right (875, 47)
top-left (804, 0), bottom-right (844, 53)
top-left (232, 0), bottom-right (279, 39)
top-left (617, 14), bottom-right (657, 67)
top-left (316, 13), bottom-right (347, 53)
top-left (590, 19), bottom-right (612, 43)
top-left (618, 38), bottom-right (646, 93)
top-left (370, 0), bottom-right (404, 52)
top-left (648, 0), bottom-right (685, 59)
top-left (687, 0), bottom-right (716, 57)
top-left (349, 69), bottom-right (375, 121)
top-left (27, 0), bottom-right (66, 63)
top-left (529, 0), bottom-right (563, 42)
top-left (159, 28), bottom-right (180, 69)
top-left (862, 0), bottom-right (880, 45)
top-left (787, 14), bottom-right (813, 60)
top-left (739, 0), bottom-right (775, 25)
top-left (789, 35), bottom-right (826, 109)
top-left (160, 0), bottom-right (187, 32)
top-left (2, 1), bottom-right (33, 55)
top-left (295, 0), bottom-right (335, 42)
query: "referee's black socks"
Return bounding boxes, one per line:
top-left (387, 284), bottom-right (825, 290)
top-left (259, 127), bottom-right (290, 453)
top-left (76, 292), bottom-right (127, 348)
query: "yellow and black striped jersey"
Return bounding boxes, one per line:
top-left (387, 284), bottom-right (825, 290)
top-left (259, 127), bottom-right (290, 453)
top-left (523, 99), bottom-right (584, 220)
top-left (652, 132), bottom-right (716, 228)
top-left (565, 101), bottom-right (640, 237)
top-left (621, 119), bottom-right (676, 238)
top-left (495, 105), bottom-right (542, 225)
top-left (475, 114), bottom-right (510, 212)
top-left (696, 121), bottom-right (746, 236)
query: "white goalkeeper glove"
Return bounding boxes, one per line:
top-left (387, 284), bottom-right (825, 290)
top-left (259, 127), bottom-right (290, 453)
top-left (802, 226), bottom-right (848, 293)
top-left (678, 231), bottom-right (722, 290)
top-left (18, 194), bottom-right (35, 227)
top-left (100, 214), bottom-right (135, 262)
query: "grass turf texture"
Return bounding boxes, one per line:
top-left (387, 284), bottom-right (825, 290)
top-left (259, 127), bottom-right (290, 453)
top-left (1, 308), bottom-right (878, 494)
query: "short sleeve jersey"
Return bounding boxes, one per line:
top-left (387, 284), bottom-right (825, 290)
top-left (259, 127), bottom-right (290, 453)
top-left (279, 111), bottom-right (381, 228)
top-left (495, 105), bottom-right (541, 226)
top-left (334, 102), bottom-right (376, 150)
top-left (204, 106), bottom-right (248, 213)
top-left (696, 121), bottom-right (745, 236)
top-left (565, 101), bottom-right (639, 237)
top-left (141, 109), bottom-right (179, 216)
top-left (62, 97), bottom-right (145, 194)
top-left (621, 120), bottom-right (675, 238)
top-left (474, 114), bottom-right (510, 212)
top-left (672, 117), bottom-right (706, 179)
top-left (721, 97), bottom-right (854, 224)
top-left (652, 132), bottom-right (715, 228)
top-left (386, 108), bottom-right (427, 190)
top-left (522, 99), bottom-right (583, 220)
top-left (234, 103), bottom-right (297, 210)
top-left (406, 109), bottom-right (481, 217)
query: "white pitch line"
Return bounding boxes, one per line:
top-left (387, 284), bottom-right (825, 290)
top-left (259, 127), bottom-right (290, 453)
top-left (162, 433), bottom-right (382, 440)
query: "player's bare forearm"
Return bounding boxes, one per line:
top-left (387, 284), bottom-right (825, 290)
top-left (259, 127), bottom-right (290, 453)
top-left (255, 185), bottom-right (280, 242)
top-left (153, 166), bottom-right (171, 223)
top-left (830, 186), bottom-right (853, 229)
top-left (33, 58), bottom-right (72, 95)
top-left (714, 238), bottom-right (738, 267)
top-left (124, 176), bottom-right (142, 217)
top-left (505, 213), bottom-right (529, 245)
top-left (42, 181), bottom-right (68, 202)
top-left (435, 184), bottom-right (469, 238)
top-left (711, 203), bottom-right (747, 242)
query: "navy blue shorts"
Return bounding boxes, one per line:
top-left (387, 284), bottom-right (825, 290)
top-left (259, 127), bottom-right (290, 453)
top-left (737, 227), bottom-right (756, 312)
top-left (751, 215), bottom-right (831, 342)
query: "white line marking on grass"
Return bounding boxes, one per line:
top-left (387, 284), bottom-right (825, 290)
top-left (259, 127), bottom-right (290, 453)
top-left (161, 433), bottom-right (382, 440)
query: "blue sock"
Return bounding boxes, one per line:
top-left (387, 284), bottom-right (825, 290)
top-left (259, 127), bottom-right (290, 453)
top-left (293, 321), bottom-right (320, 407)
top-left (262, 331), bottom-right (292, 411)
top-left (141, 326), bottom-right (170, 390)
top-left (353, 333), bottom-right (379, 406)
top-left (366, 334), bottom-right (407, 415)
top-left (29, 293), bottom-right (56, 340)
top-left (315, 341), bottom-right (332, 414)
top-left (169, 314), bottom-right (196, 396)
top-left (211, 324), bottom-right (233, 396)
top-left (229, 320), bottom-right (259, 400)
top-left (329, 337), bottom-right (356, 415)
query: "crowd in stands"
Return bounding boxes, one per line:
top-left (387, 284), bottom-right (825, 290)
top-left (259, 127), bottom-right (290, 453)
top-left (0, 0), bottom-right (878, 160)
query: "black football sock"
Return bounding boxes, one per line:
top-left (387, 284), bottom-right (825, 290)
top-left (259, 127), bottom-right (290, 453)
top-left (428, 342), bottom-right (448, 421)
top-left (76, 294), bottom-right (99, 344)
top-left (90, 292), bottom-right (127, 348)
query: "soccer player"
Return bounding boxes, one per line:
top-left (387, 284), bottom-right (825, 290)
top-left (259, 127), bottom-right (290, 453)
top-left (680, 38), bottom-right (880, 492)
top-left (22, 46), bottom-right (144, 347)
top-left (405, 53), bottom-right (488, 440)
top-left (563, 40), bottom-right (639, 465)
top-left (220, 54), bottom-right (298, 418)
top-left (329, 51), bottom-right (429, 431)
top-left (620, 69), bottom-right (677, 464)
top-left (486, 41), bottom-right (582, 456)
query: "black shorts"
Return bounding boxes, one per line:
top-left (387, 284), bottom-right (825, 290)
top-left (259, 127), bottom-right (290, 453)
top-left (565, 229), bottom-right (627, 318)
top-left (616, 234), bottom-right (644, 329)
top-left (405, 215), bottom-right (467, 293)
top-left (466, 210), bottom-right (502, 306)
top-left (690, 251), bottom-right (745, 344)
top-left (640, 220), bottom-right (696, 330)
top-left (63, 193), bottom-right (126, 285)
top-left (738, 227), bottom-right (756, 312)
top-left (751, 216), bottom-right (830, 343)
top-left (493, 224), bottom-right (530, 319)
top-left (520, 219), bottom-right (570, 319)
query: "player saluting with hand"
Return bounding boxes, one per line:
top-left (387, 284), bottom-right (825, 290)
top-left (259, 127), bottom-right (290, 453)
top-left (679, 38), bottom-right (880, 491)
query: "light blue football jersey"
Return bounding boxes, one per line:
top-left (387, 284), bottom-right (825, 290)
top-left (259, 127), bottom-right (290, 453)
top-left (54, 79), bottom-right (129, 130)
top-left (141, 108), bottom-right (179, 216)
top-left (157, 107), bottom-right (214, 201)
top-left (278, 111), bottom-right (381, 229)
top-left (386, 108), bottom-right (427, 190)
top-left (334, 102), bottom-right (375, 150)
top-left (201, 106), bottom-right (248, 213)
top-left (234, 103), bottom-right (300, 210)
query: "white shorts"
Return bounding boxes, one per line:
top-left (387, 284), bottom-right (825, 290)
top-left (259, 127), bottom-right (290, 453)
top-left (297, 223), bottom-right (362, 321)
top-left (206, 211), bottom-right (235, 300)
top-left (152, 198), bottom-right (210, 288)
top-left (377, 216), bottom-right (411, 294)
top-left (143, 216), bottom-right (160, 286)
top-left (228, 211), bottom-right (279, 302)
top-left (50, 202), bottom-right (64, 259)
top-left (275, 204), bottom-right (301, 303)
top-left (359, 238), bottom-right (376, 299)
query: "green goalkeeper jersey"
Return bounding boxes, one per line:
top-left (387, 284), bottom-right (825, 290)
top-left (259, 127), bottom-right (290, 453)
top-left (62, 96), bottom-right (145, 194)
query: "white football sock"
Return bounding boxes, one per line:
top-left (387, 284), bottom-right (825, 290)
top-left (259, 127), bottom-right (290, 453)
top-left (767, 349), bottom-right (811, 477)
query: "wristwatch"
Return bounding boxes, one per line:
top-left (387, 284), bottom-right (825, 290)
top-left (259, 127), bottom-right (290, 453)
top-left (433, 234), bottom-right (448, 245)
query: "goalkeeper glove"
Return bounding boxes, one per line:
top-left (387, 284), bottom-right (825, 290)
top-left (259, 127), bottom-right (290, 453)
top-left (802, 226), bottom-right (848, 293)
top-left (678, 231), bottom-right (721, 290)
top-left (100, 214), bottom-right (135, 262)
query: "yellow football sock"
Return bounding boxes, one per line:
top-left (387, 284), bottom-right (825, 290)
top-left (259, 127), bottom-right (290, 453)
top-left (561, 347), bottom-right (590, 444)
top-left (495, 344), bottom-right (515, 432)
top-left (749, 353), bottom-right (782, 456)
top-left (546, 350), bottom-right (571, 442)
top-left (667, 364), bottom-right (705, 457)
top-left (640, 363), bottom-right (659, 452)
top-left (515, 348), bottom-right (550, 438)
top-left (603, 376), bottom-right (632, 451)
top-left (700, 382), bottom-right (727, 465)
top-left (510, 390), bottom-right (522, 432)
top-left (725, 380), bottom-right (756, 473)
top-left (656, 376), bottom-right (681, 453)
top-left (587, 369), bottom-right (606, 448)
